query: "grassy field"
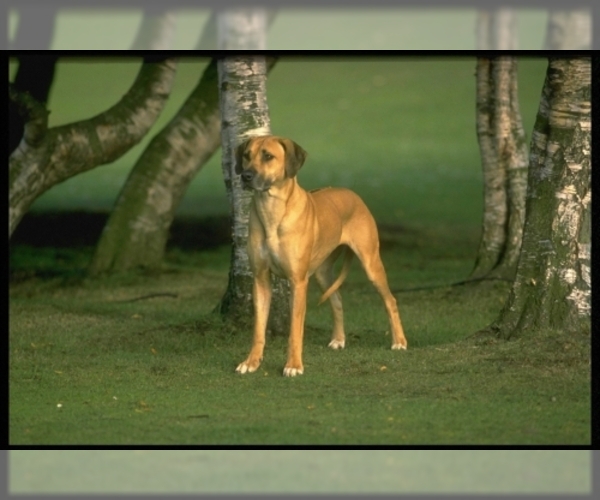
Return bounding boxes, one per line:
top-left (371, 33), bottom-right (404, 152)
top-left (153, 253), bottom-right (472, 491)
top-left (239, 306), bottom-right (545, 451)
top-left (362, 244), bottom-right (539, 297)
top-left (9, 58), bottom-right (590, 449)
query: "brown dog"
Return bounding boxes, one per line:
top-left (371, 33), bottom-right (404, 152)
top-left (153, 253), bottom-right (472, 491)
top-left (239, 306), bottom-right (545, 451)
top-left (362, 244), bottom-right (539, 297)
top-left (234, 136), bottom-right (407, 376)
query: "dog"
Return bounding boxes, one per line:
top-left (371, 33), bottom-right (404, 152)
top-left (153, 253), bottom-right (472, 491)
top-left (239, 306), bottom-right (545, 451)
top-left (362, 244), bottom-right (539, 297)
top-left (234, 136), bottom-right (407, 376)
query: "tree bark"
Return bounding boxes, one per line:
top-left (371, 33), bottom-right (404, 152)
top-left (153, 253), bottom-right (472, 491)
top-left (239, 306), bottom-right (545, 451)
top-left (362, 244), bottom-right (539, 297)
top-left (195, 9), bottom-right (277, 49)
top-left (475, 9), bottom-right (518, 50)
top-left (490, 57), bottom-right (591, 339)
top-left (216, 55), bottom-right (290, 336)
top-left (544, 9), bottom-right (592, 50)
top-left (130, 7), bottom-right (177, 50)
top-left (471, 57), bottom-right (528, 280)
top-left (9, 58), bottom-right (177, 239)
top-left (89, 58), bottom-right (276, 275)
top-left (217, 8), bottom-right (268, 50)
top-left (489, 57), bottom-right (529, 279)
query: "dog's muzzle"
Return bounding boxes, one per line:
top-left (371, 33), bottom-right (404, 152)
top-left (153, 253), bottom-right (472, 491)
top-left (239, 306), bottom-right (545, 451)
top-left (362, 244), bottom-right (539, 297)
top-left (241, 169), bottom-right (270, 192)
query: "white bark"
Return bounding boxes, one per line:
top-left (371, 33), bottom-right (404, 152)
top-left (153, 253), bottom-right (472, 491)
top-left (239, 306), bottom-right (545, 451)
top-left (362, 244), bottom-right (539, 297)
top-left (196, 10), bottom-right (276, 50)
top-left (130, 9), bottom-right (177, 50)
top-left (216, 56), bottom-right (271, 319)
top-left (219, 57), bottom-right (271, 285)
top-left (492, 57), bottom-right (591, 337)
top-left (544, 9), bottom-right (591, 50)
top-left (216, 55), bottom-right (289, 333)
top-left (476, 9), bottom-right (518, 50)
top-left (217, 9), bottom-right (268, 50)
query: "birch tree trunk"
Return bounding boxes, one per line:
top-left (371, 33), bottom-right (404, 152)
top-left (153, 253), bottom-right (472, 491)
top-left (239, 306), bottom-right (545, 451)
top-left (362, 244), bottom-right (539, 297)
top-left (130, 7), bottom-right (177, 50)
top-left (89, 57), bottom-right (276, 275)
top-left (9, 58), bottom-right (177, 239)
top-left (217, 9), bottom-right (268, 50)
top-left (471, 57), bottom-right (528, 280)
top-left (216, 54), bottom-right (290, 335)
top-left (475, 9), bottom-right (518, 50)
top-left (195, 9), bottom-right (277, 49)
top-left (489, 57), bottom-right (591, 339)
top-left (544, 9), bottom-right (592, 50)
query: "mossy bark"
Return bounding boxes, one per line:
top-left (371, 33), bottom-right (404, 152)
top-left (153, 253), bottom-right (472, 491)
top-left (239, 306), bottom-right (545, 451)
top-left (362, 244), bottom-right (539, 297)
top-left (89, 60), bottom-right (219, 275)
top-left (89, 58), bottom-right (277, 275)
top-left (491, 57), bottom-right (591, 338)
top-left (9, 58), bottom-right (177, 238)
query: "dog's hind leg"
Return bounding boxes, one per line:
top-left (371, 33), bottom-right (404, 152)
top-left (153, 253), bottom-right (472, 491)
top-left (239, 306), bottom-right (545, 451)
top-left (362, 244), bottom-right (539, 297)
top-left (314, 249), bottom-right (346, 350)
top-left (349, 239), bottom-right (407, 350)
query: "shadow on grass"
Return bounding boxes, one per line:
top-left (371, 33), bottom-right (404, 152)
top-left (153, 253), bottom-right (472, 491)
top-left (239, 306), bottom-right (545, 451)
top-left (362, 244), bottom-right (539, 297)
top-left (10, 211), bottom-right (233, 250)
top-left (10, 211), bottom-right (417, 284)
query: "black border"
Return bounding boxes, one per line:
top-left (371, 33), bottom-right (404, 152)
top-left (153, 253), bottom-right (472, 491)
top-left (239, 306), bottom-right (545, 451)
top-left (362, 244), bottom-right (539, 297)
top-left (6, 0), bottom-right (597, 497)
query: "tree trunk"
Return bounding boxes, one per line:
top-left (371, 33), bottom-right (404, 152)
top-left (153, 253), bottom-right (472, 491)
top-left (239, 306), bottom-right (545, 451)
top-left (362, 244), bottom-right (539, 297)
top-left (475, 9), bottom-right (518, 50)
top-left (490, 57), bottom-right (591, 339)
top-left (89, 59), bottom-right (220, 275)
top-left (195, 9), bottom-right (277, 49)
top-left (216, 54), bottom-right (290, 336)
top-left (470, 57), bottom-right (528, 281)
top-left (89, 57), bottom-right (276, 275)
top-left (217, 8), bottom-right (268, 49)
top-left (9, 58), bottom-right (177, 239)
top-left (544, 9), bottom-right (592, 50)
top-left (130, 7), bottom-right (177, 50)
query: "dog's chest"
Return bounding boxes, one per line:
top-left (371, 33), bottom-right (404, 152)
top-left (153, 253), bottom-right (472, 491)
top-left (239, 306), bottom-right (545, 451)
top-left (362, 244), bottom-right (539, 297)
top-left (261, 233), bottom-right (288, 276)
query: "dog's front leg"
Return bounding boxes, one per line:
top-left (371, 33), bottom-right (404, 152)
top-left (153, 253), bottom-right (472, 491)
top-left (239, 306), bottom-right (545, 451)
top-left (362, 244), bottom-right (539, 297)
top-left (236, 268), bottom-right (271, 374)
top-left (283, 277), bottom-right (308, 377)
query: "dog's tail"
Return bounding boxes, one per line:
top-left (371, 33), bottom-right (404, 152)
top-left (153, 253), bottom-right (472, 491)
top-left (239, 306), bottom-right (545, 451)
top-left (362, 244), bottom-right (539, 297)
top-left (318, 248), bottom-right (354, 305)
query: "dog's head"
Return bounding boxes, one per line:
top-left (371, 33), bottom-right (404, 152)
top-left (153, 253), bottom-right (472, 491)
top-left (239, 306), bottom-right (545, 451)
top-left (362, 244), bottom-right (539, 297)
top-left (235, 136), bottom-right (307, 192)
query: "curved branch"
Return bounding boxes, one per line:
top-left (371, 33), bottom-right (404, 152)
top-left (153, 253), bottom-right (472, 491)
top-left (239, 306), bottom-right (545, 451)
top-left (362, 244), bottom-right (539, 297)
top-left (9, 58), bottom-right (178, 238)
top-left (90, 57), bottom-right (278, 275)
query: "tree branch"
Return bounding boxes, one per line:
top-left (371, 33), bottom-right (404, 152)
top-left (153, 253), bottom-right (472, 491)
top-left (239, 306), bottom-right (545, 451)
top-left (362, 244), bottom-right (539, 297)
top-left (9, 83), bottom-right (50, 147)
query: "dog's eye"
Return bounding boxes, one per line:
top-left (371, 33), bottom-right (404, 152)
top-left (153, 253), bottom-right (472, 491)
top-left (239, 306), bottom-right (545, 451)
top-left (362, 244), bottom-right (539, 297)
top-left (243, 152), bottom-right (250, 161)
top-left (263, 152), bottom-right (274, 161)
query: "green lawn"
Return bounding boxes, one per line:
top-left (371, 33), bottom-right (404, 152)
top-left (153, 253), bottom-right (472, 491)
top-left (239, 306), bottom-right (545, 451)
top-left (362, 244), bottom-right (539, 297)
top-left (9, 58), bottom-right (589, 451)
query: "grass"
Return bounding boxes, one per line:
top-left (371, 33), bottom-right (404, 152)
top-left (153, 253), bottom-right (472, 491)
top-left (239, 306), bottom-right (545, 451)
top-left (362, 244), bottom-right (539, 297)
top-left (9, 223), bottom-right (590, 445)
top-left (9, 58), bottom-right (590, 448)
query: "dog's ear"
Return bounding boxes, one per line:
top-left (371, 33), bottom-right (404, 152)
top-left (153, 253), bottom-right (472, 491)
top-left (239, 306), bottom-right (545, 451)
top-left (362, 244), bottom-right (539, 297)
top-left (279, 138), bottom-right (307, 178)
top-left (235, 139), bottom-right (251, 175)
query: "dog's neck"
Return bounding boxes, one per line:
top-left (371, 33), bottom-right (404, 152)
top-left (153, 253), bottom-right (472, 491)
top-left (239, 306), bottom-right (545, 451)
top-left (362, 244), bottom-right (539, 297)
top-left (252, 178), bottom-right (307, 235)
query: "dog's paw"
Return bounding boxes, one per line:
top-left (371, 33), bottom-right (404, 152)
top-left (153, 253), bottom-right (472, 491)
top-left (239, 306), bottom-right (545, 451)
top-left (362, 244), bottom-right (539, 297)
top-left (391, 342), bottom-right (407, 350)
top-left (236, 359), bottom-right (260, 374)
top-left (283, 366), bottom-right (304, 377)
top-left (328, 339), bottom-right (345, 350)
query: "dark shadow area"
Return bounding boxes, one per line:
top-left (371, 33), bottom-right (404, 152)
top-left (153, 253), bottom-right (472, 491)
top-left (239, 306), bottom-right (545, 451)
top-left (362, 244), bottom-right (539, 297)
top-left (10, 212), bottom-right (410, 251)
top-left (10, 211), bottom-right (232, 250)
